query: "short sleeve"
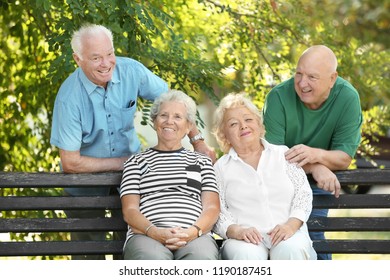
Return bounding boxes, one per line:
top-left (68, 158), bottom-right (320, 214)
top-left (263, 88), bottom-right (287, 145)
top-left (50, 100), bottom-right (82, 151)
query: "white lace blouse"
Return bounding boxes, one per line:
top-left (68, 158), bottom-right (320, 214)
top-left (213, 139), bottom-right (313, 239)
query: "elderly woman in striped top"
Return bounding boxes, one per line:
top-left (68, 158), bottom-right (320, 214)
top-left (120, 89), bottom-right (220, 260)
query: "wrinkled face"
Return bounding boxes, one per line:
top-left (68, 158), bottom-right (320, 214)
top-left (223, 106), bottom-right (262, 150)
top-left (73, 33), bottom-right (116, 88)
top-left (154, 101), bottom-right (192, 149)
top-left (294, 55), bottom-right (337, 110)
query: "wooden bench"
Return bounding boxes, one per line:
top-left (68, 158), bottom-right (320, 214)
top-left (0, 169), bottom-right (389, 258)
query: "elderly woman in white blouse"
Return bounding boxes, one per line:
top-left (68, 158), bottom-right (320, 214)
top-left (212, 93), bottom-right (316, 260)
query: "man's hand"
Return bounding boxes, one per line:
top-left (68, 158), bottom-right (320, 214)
top-left (285, 144), bottom-right (320, 167)
top-left (286, 144), bottom-right (353, 171)
top-left (192, 140), bottom-right (217, 164)
top-left (311, 164), bottom-right (341, 198)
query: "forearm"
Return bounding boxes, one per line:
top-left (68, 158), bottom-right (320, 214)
top-left (60, 149), bottom-right (128, 173)
top-left (196, 192), bottom-right (220, 233)
top-left (122, 208), bottom-right (151, 235)
top-left (305, 149), bottom-right (352, 172)
top-left (285, 217), bottom-right (303, 233)
top-left (195, 206), bottom-right (220, 233)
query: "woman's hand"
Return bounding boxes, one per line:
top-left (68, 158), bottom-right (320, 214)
top-left (267, 224), bottom-right (294, 246)
top-left (227, 225), bottom-right (263, 245)
top-left (268, 218), bottom-right (302, 246)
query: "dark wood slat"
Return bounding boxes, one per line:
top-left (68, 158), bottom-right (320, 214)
top-left (2, 194), bottom-right (388, 211)
top-left (2, 240), bottom-right (389, 256)
top-left (335, 169), bottom-right (390, 185)
top-left (0, 196), bottom-right (122, 211)
top-left (308, 217), bottom-right (390, 231)
top-left (0, 218), bottom-right (127, 233)
top-left (0, 241), bottom-right (124, 256)
top-left (215, 239), bottom-right (390, 254)
top-left (313, 240), bottom-right (390, 254)
top-left (1, 169), bottom-right (389, 188)
top-left (0, 171), bottom-right (122, 187)
top-left (313, 194), bottom-right (390, 209)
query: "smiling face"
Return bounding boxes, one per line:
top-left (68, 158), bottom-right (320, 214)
top-left (73, 32), bottom-right (116, 88)
top-left (294, 47), bottom-right (338, 110)
top-left (222, 106), bottom-right (263, 151)
top-left (154, 101), bottom-right (192, 150)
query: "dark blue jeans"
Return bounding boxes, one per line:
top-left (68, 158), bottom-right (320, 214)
top-left (309, 187), bottom-right (332, 260)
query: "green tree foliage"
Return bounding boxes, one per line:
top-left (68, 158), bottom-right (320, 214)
top-left (0, 0), bottom-right (223, 259)
top-left (1, 0), bottom-right (389, 172)
top-left (0, 0), bottom-right (222, 173)
top-left (165, 0), bottom-right (390, 155)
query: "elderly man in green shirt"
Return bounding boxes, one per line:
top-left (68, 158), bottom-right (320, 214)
top-left (263, 45), bottom-right (363, 260)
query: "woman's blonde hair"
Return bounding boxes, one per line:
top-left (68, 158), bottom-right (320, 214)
top-left (213, 93), bottom-right (265, 153)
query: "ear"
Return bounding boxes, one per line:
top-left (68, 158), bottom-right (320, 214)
top-left (73, 53), bottom-right (82, 66)
top-left (152, 119), bottom-right (157, 131)
top-left (329, 71), bottom-right (338, 88)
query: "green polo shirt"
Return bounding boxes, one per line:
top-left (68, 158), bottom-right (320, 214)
top-left (263, 76), bottom-right (362, 158)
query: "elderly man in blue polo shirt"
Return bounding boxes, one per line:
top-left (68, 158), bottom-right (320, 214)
top-left (50, 24), bottom-right (215, 260)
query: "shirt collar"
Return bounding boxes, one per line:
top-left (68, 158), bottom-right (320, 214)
top-left (111, 66), bottom-right (120, 84)
top-left (79, 67), bottom-right (120, 95)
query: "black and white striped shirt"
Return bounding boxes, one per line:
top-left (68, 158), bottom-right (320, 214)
top-left (120, 147), bottom-right (218, 240)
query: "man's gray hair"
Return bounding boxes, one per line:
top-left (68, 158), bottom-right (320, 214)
top-left (71, 24), bottom-right (114, 59)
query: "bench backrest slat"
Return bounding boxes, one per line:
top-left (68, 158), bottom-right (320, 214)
top-left (313, 194), bottom-right (390, 209)
top-left (0, 218), bottom-right (127, 233)
top-left (0, 241), bottom-right (124, 257)
top-left (0, 196), bottom-right (121, 211)
top-left (0, 172), bottom-right (122, 187)
top-left (1, 169), bottom-right (389, 187)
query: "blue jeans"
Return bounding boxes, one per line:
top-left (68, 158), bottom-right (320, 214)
top-left (309, 187), bottom-right (332, 260)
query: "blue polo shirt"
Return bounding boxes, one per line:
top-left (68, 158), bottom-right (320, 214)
top-left (50, 57), bottom-right (168, 195)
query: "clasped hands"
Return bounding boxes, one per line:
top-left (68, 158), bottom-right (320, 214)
top-left (149, 226), bottom-right (195, 251)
